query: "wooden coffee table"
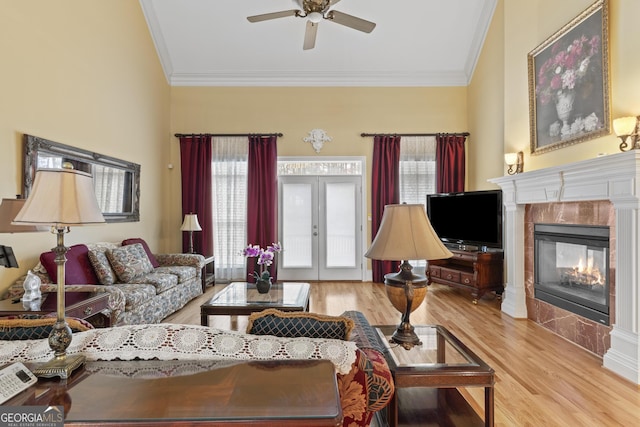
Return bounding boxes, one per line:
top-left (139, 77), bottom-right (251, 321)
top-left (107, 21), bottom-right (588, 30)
top-left (375, 324), bottom-right (495, 427)
top-left (200, 282), bottom-right (310, 326)
top-left (6, 359), bottom-right (342, 426)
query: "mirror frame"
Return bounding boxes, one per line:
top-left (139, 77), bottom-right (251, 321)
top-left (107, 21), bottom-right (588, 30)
top-left (23, 134), bottom-right (141, 223)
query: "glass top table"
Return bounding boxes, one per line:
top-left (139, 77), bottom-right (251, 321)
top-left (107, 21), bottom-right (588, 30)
top-left (376, 324), bottom-right (494, 427)
top-left (200, 282), bottom-right (310, 326)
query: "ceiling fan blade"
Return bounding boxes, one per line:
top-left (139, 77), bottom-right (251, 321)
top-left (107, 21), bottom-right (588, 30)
top-left (247, 9), bottom-right (299, 23)
top-left (327, 10), bottom-right (376, 33)
top-left (329, 0), bottom-right (342, 6)
top-left (303, 21), bottom-right (318, 50)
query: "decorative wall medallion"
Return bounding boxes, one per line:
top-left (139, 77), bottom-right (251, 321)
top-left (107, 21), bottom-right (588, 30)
top-left (304, 129), bottom-right (332, 153)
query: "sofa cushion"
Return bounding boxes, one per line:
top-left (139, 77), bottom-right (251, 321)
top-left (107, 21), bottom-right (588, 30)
top-left (0, 316), bottom-right (94, 340)
top-left (122, 238), bottom-right (160, 268)
top-left (247, 309), bottom-right (354, 340)
top-left (40, 244), bottom-right (99, 286)
top-left (107, 243), bottom-right (154, 283)
top-left (153, 265), bottom-right (197, 283)
top-left (88, 249), bottom-right (117, 285)
top-left (130, 272), bottom-right (178, 294)
top-left (40, 244), bottom-right (99, 307)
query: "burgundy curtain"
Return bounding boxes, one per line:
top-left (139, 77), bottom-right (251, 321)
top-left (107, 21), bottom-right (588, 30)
top-left (436, 134), bottom-right (466, 193)
top-left (246, 135), bottom-right (278, 282)
top-left (179, 135), bottom-right (213, 256)
top-left (371, 135), bottom-right (401, 283)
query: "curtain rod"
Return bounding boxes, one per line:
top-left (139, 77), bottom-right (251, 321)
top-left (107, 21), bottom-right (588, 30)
top-left (174, 132), bottom-right (283, 138)
top-left (360, 132), bottom-right (469, 137)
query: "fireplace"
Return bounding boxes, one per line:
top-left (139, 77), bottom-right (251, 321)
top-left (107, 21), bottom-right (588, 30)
top-left (489, 151), bottom-right (640, 384)
top-left (534, 223), bottom-right (610, 326)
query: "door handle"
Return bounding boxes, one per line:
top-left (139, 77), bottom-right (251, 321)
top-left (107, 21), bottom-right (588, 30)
top-left (313, 232), bottom-right (318, 236)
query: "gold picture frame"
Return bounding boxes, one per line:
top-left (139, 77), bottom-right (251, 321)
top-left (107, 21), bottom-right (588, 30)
top-left (528, 0), bottom-right (610, 155)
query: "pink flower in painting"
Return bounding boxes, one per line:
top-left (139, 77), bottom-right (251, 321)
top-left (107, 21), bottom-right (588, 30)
top-left (535, 33), bottom-right (600, 105)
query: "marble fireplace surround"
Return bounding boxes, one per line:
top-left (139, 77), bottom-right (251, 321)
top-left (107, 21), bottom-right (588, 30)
top-left (490, 151), bottom-right (640, 384)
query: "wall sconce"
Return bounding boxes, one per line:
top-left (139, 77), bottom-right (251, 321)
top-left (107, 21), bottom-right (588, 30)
top-left (504, 151), bottom-right (524, 175)
top-left (613, 116), bottom-right (639, 152)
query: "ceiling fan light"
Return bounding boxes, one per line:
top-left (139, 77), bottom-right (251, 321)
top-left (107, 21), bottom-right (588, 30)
top-left (308, 12), bottom-right (323, 23)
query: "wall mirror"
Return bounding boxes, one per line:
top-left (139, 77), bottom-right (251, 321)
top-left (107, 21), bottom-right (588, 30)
top-left (23, 134), bottom-right (140, 223)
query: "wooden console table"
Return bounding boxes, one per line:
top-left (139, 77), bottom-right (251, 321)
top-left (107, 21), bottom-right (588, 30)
top-left (6, 359), bottom-right (342, 426)
top-left (429, 249), bottom-right (504, 304)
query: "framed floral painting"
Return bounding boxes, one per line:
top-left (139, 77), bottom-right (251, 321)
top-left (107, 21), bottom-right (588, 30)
top-left (528, 0), bottom-right (610, 155)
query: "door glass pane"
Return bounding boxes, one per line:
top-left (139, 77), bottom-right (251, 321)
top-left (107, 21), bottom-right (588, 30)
top-left (282, 183), bottom-right (313, 268)
top-left (325, 182), bottom-right (356, 268)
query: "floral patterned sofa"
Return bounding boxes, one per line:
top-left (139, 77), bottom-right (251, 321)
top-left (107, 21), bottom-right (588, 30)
top-left (1, 238), bottom-right (204, 326)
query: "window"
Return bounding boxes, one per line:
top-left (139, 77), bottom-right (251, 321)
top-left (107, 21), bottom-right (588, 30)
top-left (399, 136), bottom-right (437, 268)
top-left (211, 137), bottom-right (248, 281)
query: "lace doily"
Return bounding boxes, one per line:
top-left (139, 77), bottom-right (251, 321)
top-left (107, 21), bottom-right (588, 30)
top-left (0, 324), bottom-right (358, 375)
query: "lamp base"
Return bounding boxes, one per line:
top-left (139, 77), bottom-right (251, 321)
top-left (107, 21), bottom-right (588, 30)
top-left (384, 261), bottom-right (429, 350)
top-left (33, 354), bottom-right (85, 379)
top-left (391, 323), bottom-right (422, 350)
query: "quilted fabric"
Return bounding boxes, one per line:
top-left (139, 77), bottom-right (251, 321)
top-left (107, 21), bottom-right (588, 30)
top-left (107, 243), bottom-right (154, 283)
top-left (0, 316), bottom-right (94, 340)
top-left (341, 310), bottom-right (386, 354)
top-left (88, 249), bottom-right (117, 285)
top-left (122, 238), bottom-right (160, 268)
top-left (247, 308), bottom-right (354, 340)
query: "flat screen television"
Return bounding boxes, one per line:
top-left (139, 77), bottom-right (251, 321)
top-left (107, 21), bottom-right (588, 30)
top-left (426, 190), bottom-right (503, 250)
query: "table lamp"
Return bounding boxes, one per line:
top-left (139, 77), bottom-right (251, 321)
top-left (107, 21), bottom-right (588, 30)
top-left (13, 166), bottom-right (105, 378)
top-left (365, 204), bottom-right (452, 349)
top-left (181, 213), bottom-right (202, 254)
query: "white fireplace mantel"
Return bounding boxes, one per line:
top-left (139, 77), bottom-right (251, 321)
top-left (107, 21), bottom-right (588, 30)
top-left (490, 150), bottom-right (640, 384)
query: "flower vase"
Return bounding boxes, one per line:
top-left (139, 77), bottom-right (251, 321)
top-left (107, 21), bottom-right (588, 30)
top-left (255, 276), bottom-right (272, 294)
top-left (555, 90), bottom-right (576, 139)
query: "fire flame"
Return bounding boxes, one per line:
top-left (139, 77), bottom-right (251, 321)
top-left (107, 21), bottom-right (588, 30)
top-left (568, 257), bottom-right (605, 286)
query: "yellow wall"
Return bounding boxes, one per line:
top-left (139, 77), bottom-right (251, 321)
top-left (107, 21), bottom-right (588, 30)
top-left (470, 0), bottom-right (640, 174)
top-left (169, 86), bottom-right (468, 249)
top-left (0, 0), bottom-right (170, 293)
top-left (468, 0), bottom-right (505, 189)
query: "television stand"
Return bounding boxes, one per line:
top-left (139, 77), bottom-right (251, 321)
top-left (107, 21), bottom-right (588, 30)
top-left (428, 249), bottom-right (504, 304)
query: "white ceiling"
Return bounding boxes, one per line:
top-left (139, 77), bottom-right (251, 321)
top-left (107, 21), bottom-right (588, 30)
top-left (139, 0), bottom-right (497, 87)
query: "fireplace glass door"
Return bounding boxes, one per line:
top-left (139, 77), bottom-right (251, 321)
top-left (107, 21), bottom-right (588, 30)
top-left (534, 224), bottom-right (609, 325)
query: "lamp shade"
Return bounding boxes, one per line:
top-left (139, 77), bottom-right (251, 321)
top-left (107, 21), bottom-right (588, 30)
top-left (180, 213), bottom-right (202, 232)
top-left (504, 152), bottom-right (518, 166)
top-left (13, 168), bottom-right (105, 227)
top-left (613, 116), bottom-right (638, 137)
top-left (365, 204), bottom-right (453, 261)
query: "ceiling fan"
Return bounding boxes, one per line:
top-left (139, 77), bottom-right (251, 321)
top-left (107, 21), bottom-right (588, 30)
top-left (247, 0), bottom-right (376, 50)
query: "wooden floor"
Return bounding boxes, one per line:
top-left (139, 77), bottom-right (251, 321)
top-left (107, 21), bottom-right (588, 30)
top-left (164, 281), bottom-right (640, 427)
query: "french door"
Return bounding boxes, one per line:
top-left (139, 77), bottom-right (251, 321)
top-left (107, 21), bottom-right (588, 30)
top-left (278, 176), bottom-right (362, 281)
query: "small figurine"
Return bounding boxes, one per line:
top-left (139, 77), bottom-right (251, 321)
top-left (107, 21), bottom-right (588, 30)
top-left (22, 270), bottom-right (42, 302)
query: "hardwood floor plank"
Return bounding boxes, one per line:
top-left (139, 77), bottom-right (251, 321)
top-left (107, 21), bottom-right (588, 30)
top-left (163, 281), bottom-right (640, 426)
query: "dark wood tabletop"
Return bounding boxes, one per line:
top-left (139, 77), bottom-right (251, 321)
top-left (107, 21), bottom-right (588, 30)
top-left (6, 359), bottom-right (342, 426)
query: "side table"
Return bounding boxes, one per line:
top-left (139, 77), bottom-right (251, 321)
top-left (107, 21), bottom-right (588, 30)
top-left (375, 324), bottom-right (494, 427)
top-left (0, 292), bottom-right (113, 327)
top-left (202, 255), bottom-right (215, 292)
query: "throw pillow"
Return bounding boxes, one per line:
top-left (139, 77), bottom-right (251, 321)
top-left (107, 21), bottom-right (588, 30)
top-left (106, 243), bottom-right (154, 283)
top-left (0, 316), bottom-right (94, 340)
top-left (39, 244), bottom-right (99, 307)
top-left (246, 308), bottom-right (354, 340)
top-left (87, 249), bottom-right (117, 285)
top-left (40, 244), bottom-right (99, 285)
top-left (122, 238), bottom-right (160, 268)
